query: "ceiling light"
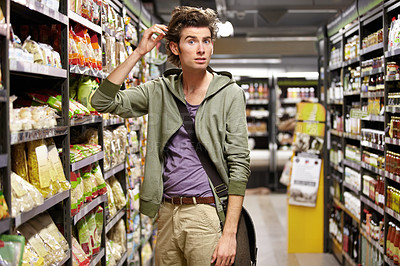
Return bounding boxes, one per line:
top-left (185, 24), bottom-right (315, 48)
top-left (276, 72), bottom-right (319, 79)
top-left (210, 58), bottom-right (282, 64)
top-left (287, 9), bottom-right (338, 14)
top-left (246, 36), bottom-right (317, 42)
top-left (217, 21), bottom-right (234, 37)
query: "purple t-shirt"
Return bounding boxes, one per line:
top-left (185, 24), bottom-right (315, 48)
top-left (162, 102), bottom-right (213, 199)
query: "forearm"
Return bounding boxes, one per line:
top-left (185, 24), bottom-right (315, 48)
top-left (223, 195), bottom-right (244, 236)
top-left (107, 49), bottom-right (144, 86)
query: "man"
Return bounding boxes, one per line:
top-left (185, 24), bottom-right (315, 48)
top-left (91, 6), bottom-right (250, 266)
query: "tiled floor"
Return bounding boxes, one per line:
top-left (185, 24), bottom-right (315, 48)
top-left (243, 193), bottom-right (340, 266)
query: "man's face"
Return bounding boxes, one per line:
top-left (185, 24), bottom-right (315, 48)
top-left (171, 26), bottom-right (214, 71)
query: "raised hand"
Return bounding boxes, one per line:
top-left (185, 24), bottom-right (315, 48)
top-left (136, 24), bottom-right (168, 56)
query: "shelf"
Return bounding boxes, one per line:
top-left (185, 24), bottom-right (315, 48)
top-left (343, 181), bottom-right (360, 194)
top-left (89, 248), bottom-right (105, 266)
top-left (280, 98), bottom-right (318, 104)
top-left (330, 162), bottom-right (343, 174)
top-left (344, 57), bottom-right (360, 67)
top-left (386, 75), bottom-right (400, 82)
top-left (360, 195), bottom-right (384, 215)
top-left (106, 207), bottom-right (126, 234)
top-left (68, 11), bottom-right (102, 34)
top-left (330, 129), bottom-right (343, 137)
top-left (360, 43), bottom-right (384, 55)
top-left (329, 62), bottom-right (343, 71)
top-left (361, 91), bottom-right (384, 98)
top-left (361, 162), bottom-right (385, 176)
top-left (385, 47), bottom-right (400, 58)
top-left (246, 99), bottom-right (269, 105)
top-left (361, 67), bottom-right (385, 78)
top-left (73, 194), bottom-right (107, 225)
top-left (342, 159), bottom-right (361, 171)
top-left (0, 90), bottom-right (6, 102)
top-left (330, 235), bottom-right (342, 253)
top-left (343, 132), bottom-right (361, 141)
top-left (385, 137), bottom-right (400, 146)
top-left (10, 60), bottom-right (67, 78)
top-left (70, 115), bottom-right (102, 127)
top-left (343, 250), bottom-right (357, 266)
top-left (57, 251), bottom-right (71, 266)
top-left (248, 133), bottom-right (268, 137)
top-left (103, 117), bottom-right (125, 127)
top-left (386, 207), bottom-right (400, 224)
top-left (329, 99), bottom-right (344, 105)
top-left (0, 154), bottom-right (8, 168)
top-left (333, 198), bottom-right (360, 224)
top-left (104, 163), bottom-right (125, 180)
top-left (385, 171), bottom-right (400, 184)
top-left (330, 172), bottom-right (342, 183)
top-left (343, 90), bottom-right (360, 96)
top-left (116, 252), bottom-right (127, 266)
top-left (15, 190), bottom-right (69, 227)
top-left (386, 106), bottom-right (400, 113)
top-left (360, 229), bottom-right (384, 255)
top-left (69, 65), bottom-right (105, 79)
top-left (361, 141), bottom-right (384, 151)
top-left (0, 24), bottom-right (7, 37)
top-left (11, 0), bottom-right (68, 25)
top-left (10, 126), bottom-right (68, 145)
top-left (0, 218), bottom-right (10, 234)
top-left (71, 151), bottom-right (104, 172)
top-left (361, 115), bottom-right (385, 122)
top-left (387, 0), bottom-right (400, 11)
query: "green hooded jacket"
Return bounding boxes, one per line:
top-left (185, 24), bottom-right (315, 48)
top-left (91, 68), bottom-right (250, 219)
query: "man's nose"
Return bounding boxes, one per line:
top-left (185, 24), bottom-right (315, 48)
top-left (197, 43), bottom-right (205, 54)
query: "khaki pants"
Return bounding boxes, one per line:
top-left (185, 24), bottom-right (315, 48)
top-left (155, 202), bottom-right (222, 266)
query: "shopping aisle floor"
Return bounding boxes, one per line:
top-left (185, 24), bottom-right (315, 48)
top-left (243, 193), bottom-right (340, 266)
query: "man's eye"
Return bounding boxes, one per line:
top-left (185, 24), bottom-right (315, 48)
top-left (188, 40), bottom-right (195, 44)
top-left (204, 40), bottom-right (210, 44)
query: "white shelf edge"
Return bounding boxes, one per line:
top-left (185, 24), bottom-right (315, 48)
top-left (89, 248), bottom-right (105, 266)
top-left (106, 208), bottom-right (126, 234)
top-left (71, 151), bottom-right (104, 172)
top-left (116, 252), bottom-right (127, 266)
top-left (9, 60), bottom-right (67, 78)
top-left (12, 0), bottom-right (68, 25)
top-left (68, 11), bottom-right (102, 34)
top-left (73, 194), bottom-right (107, 225)
top-left (10, 126), bottom-right (69, 145)
top-left (104, 163), bottom-right (125, 180)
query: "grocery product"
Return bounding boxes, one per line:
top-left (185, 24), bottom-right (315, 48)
top-left (108, 176), bottom-right (126, 211)
top-left (77, 216), bottom-right (91, 256)
top-left (11, 172), bottom-right (44, 216)
top-left (108, 219), bottom-right (126, 253)
top-left (22, 242), bottom-right (45, 266)
top-left (0, 235), bottom-right (25, 266)
top-left (92, 164), bottom-right (107, 195)
top-left (0, 191), bottom-right (9, 220)
top-left (71, 171), bottom-right (84, 216)
top-left (12, 143), bottom-right (29, 181)
top-left (45, 139), bottom-right (71, 192)
top-left (94, 206), bottom-right (103, 253)
top-left (35, 212), bottom-right (69, 251)
top-left (105, 182), bottom-right (117, 217)
top-left (72, 237), bottom-right (90, 266)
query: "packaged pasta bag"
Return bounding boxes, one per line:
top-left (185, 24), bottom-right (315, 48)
top-left (0, 235), bottom-right (25, 266)
top-left (108, 176), bottom-right (126, 210)
top-left (105, 182), bottom-right (116, 218)
top-left (28, 217), bottom-right (66, 262)
top-left (94, 206), bottom-right (103, 253)
top-left (0, 191), bottom-right (9, 220)
top-left (91, 164), bottom-right (106, 195)
top-left (105, 239), bottom-right (117, 266)
top-left (22, 241), bottom-right (45, 266)
top-left (70, 171), bottom-right (81, 216)
top-left (17, 222), bottom-right (57, 265)
top-left (77, 216), bottom-right (92, 257)
top-left (45, 139), bottom-right (70, 192)
top-left (34, 212), bottom-right (69, 252)
top-left (85, 211), bottom-right (98, 254)
top-left (108, 219), bottom-right (126, 253)
top-left (11, 172), bottom-right (43, 216)
top-left (72, 236), bottom-right (90, 266)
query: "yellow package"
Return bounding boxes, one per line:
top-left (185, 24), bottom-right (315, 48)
top-left (22, 242), bottom-right (45, 266)
top-left (27, 140), bottom-right (53, 198)
top-left (45, 139), bottom-right (71, 192)
top-left (35, 212), bottom-right (69, 252)
top-left (12, 143), bottom-right (29, 182)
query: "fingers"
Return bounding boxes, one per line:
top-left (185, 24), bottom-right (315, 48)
top-left (145, 24), bottom-right (168, 40)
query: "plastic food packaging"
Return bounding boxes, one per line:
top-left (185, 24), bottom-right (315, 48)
top-left (45, 139), bottom-right (71, 192)
top-left (11, 172), bottom-right (44, 217)
top-left (35, 212), bottom-right (69, 252)
top-left (77, 216), bottom-right (92, 256)
top-left (0, 234), bottom-right (25, 266)
top-left (0, 191), bottom-right (9, 220)
top-left (72, 237), bottom-right (90, 266)
top-left (105, 182), bottom-right (116, 218)
top-left (22, 242), bottom-right (45, 266)
top-left (108, 176), bottom-right (126, 211)
top-left (94, 206), bottom-right (103, 253)
top-left (108, 219), bottom-right (126, 253)
top-left (71, 171), bottom-right (83, 216)
top-left (86, 212), bottom-right (98, 254)
top-left (92, 164), bottom-right (106, 195)
top-left (105, 240), bottom-right (117, 266)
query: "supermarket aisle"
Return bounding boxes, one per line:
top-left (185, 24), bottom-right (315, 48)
top-left (243, 193), bottom-right (340, 266)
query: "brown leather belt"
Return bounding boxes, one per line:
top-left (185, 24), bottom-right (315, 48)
top-left (163, 196), bottom-right (215, 205)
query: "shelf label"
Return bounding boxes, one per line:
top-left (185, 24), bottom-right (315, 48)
top-left (350, 109), bottom-right (368, 119)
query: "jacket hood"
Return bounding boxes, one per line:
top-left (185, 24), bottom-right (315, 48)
top-left (161, 67), bottom-right (235, 102)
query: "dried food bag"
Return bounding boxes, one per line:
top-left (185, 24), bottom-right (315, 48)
top-left (81, 171), bottom-right (94, 203)
top-left (71, 98), bottom-right (91, 116)
top-left (11, 172), bottom-right (37, 216)
top-left (86, 212), bottom-right (98, 255)
top-left (77, 76), bottom-right (97, 111)
top-left (105, 239), bottom-right (117, 266)
top-left (27, 140), bottom-right (54, 198)
top-left (0, 234), bottom-right (25, 266)
top-left (108, 219), bottom-right (126, 253)
top-left (108, 240), bottom-right (122, 262)
top-left (17, 222), bottom-right (56, 266)
top-left (72, 237), bottom-right (90, 266)
top-left (22, 242), bottom-right (45, 266)
top-left (0, 191), bottom-right (9, 220)
top-left (27, 217), bottom-right (66, 261)
top-left (45, 139), bottom-right (70, 192)
top-left (94, 206), bottom-right (103, 253)
top-left (108, 176), bottom-right (126, 210)
top-left (70, 171), bottom-right (81, 216)
top-left (91, 34), bottom-right (102, 70)
top-left (22, 36), bottom-right (45, 65)
top-left (83, 128), bottom-right (98, 145)
top-left (105, 182), bottom-right (116, 217)
top-left (12, 143), bottom-right (29, 182)
top-left (92, 164), bottom-right (106, 195)
top-left (69, 29), bottom-right (80, 65)
top-left (77, 217), bottom-right (92, 257)
top-left (35, 212), bottom-right (69, 252)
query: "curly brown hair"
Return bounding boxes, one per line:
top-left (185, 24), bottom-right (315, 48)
top-left (165, 6), bottom-right (219, 67)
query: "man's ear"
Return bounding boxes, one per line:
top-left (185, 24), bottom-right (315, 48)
top-left (169, 41), bottom-right (179, 55)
